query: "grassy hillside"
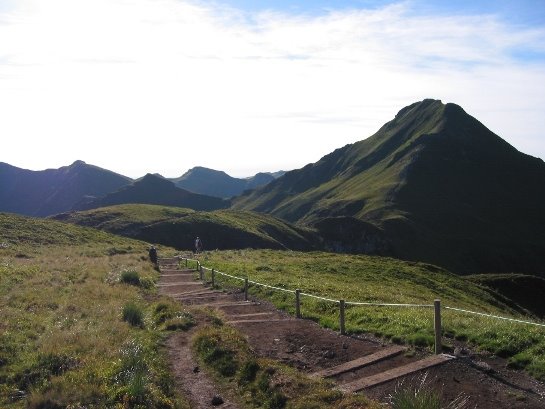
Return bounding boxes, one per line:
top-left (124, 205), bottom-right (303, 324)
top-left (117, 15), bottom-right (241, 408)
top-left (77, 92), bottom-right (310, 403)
top-left (196, 249), bottom-right (545, 380)
top-left (0, 213), bottom-right (190, 408)
top-left (53, 204), bottom-right (321, 251)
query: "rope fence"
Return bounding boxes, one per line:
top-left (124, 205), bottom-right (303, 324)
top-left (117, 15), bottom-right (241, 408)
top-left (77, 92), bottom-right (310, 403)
top-left (177, 256), bottom-right (545, 353)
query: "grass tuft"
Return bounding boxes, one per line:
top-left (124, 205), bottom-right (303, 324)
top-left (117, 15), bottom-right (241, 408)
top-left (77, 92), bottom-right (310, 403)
top-left (389, 373), bottom-right (470, 409)
top-left (122, 302), bottom-right (144, 327)
top-left (120, 269), bottom-right (141, 286)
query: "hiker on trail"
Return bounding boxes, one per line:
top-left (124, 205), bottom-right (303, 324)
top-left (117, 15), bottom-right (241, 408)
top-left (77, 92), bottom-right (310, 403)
top-left (148, 245), bottom-right (158, 265)
top-left (195, 237), bottom-right (203, 254)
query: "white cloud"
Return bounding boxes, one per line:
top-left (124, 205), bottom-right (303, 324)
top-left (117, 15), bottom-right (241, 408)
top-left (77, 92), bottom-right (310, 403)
top-left (1, 0), bottom-right (544, 178)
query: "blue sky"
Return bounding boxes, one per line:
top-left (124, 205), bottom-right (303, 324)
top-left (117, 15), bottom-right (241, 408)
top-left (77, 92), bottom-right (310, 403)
top-left (1, 0), bottom-right (544, 177)
top-left (218, 0), bottom-right (545, 25)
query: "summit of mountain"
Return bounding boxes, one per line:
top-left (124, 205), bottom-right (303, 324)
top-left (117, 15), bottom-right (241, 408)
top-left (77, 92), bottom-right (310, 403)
top-left (0, 160), bottom-right (132, 217)
top-left (233, 99), bottom-right (545, 274)
top-left (74, 173), bottom-right (228, 212)
top-left (171, 166), bottom-right (276, 198)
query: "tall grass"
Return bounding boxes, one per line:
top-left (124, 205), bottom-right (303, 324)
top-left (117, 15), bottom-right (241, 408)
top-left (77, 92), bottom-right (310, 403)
top-left (0, 215), bottom-right (188, 408)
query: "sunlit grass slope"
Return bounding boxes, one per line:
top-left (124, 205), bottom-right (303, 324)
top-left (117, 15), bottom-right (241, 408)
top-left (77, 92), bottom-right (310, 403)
top-left (199, 249), bottom-right (545, 381)
top-left (54, 204), bottom-right (320, 251)
top-left (0, 213), bottom-right (190, 408)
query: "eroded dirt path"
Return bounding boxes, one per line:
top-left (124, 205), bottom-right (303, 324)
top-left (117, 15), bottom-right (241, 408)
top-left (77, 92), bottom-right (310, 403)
top-left (159, 258), bottom-right (545, 408)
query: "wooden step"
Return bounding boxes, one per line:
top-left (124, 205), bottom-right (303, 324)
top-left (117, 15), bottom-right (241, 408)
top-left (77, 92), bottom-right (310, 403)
top-left (207, 301), bottom-right (256, 308)
top-left (178, 294), bottom-right (230, 303)
top-left (174, 289), bottom-right (219, 297)
top-left (157, 282), bottom-right (201, 287)
top-left (310, 345), bottom-right (406, 379)
top-left (159, 275), bottom-right (197, 283)
top-left (338, 354), bottom-right (455, 393)
top-left (226, 318), bottom-right (290, 324)
top-left (158, 283), bottom-right (203, 293)
top-left (161, 272), bottom-right (195, 276)
top-left (226, 312), bottom-right (276, 319)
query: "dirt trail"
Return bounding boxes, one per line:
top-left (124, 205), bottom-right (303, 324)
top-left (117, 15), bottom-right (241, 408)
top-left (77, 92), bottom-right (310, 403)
top-left (159, 258), bottom-right (545, 408)
top-left (166, 327), bottom-right (240, 409)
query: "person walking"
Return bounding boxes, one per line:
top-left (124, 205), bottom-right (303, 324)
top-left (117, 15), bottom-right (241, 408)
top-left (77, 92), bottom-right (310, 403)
top-left (148, 245), bottom-right (158, 265)
top-left (194, 237), bottom-right (203, 254)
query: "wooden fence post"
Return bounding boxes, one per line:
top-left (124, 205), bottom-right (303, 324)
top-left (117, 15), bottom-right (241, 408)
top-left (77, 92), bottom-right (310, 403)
top-left (185, 258), bottom-right (188, 268)
top-left (340, 300), bottom-right (346, 335)
top-left (212, 269), bottom-right (215, 287)
top-left (198, 262), bottom-right (203, 281)
top-left (434, 299), bottom-right (442, 354)
top-left (244, 278), bottom-right (248, 301)
top-left (295, 289), bottom-right (301, 318)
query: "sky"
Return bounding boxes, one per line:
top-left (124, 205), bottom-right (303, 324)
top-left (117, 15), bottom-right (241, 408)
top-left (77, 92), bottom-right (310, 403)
top-left (1, 0), bottom-right (544, 178)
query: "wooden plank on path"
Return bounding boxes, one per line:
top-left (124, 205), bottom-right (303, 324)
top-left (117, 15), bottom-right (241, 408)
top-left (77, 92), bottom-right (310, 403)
top-left (158, 283), bottom-right (202, 293)
top-left (157, 282), bottom-right (201, 287)
top-left (174, 289), bottom-right (219, 298)
top-left (208, 301), bottom-right (256, 308)
top-left (226, 318), bottom-right (290, 325)
top-left (338, 354), bottom-right (455, 393)
top-left (179, 294), bottom-right (230, 302)
top-left (226, 312), bottom-right (276, 319)
top-left (310, 346), bottom-right (406, 379)
top-left (161, 272), bottom-right (195, 277)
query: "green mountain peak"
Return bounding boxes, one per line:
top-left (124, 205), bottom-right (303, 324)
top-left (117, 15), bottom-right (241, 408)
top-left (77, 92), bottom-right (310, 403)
top-left (233, 99), bottom-right (545, 274)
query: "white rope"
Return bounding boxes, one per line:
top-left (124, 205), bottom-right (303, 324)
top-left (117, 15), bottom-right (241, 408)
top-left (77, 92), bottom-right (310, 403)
top-left (444, 306), bottom-right (545, 328)
top-left (347, 301), bottom-right (434, 308)
top-left (215, 270), bottom-right (246, 282)
top-left (248, 280), bottom-right (296, 294)
top-left (300, 292), bottom-right (338, 303)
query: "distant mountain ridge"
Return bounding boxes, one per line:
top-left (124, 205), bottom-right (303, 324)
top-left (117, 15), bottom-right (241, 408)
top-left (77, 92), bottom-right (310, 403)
top-left (233, 99), bottom-right (545, 274)
top-left (170, 166), bottom-right (282, 198)
top-left (0, 162), bottom-right (279, 216)
top-left (74, 173), bottom-right (228, 212)
top-left (0, 160), bottom-right (132, 217)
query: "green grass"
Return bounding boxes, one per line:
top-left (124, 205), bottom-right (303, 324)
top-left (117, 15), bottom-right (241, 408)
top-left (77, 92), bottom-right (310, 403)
top-left (0, 213), bottom-right (190, 408)
top-left (196, 249), bottom-right (545, 380)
